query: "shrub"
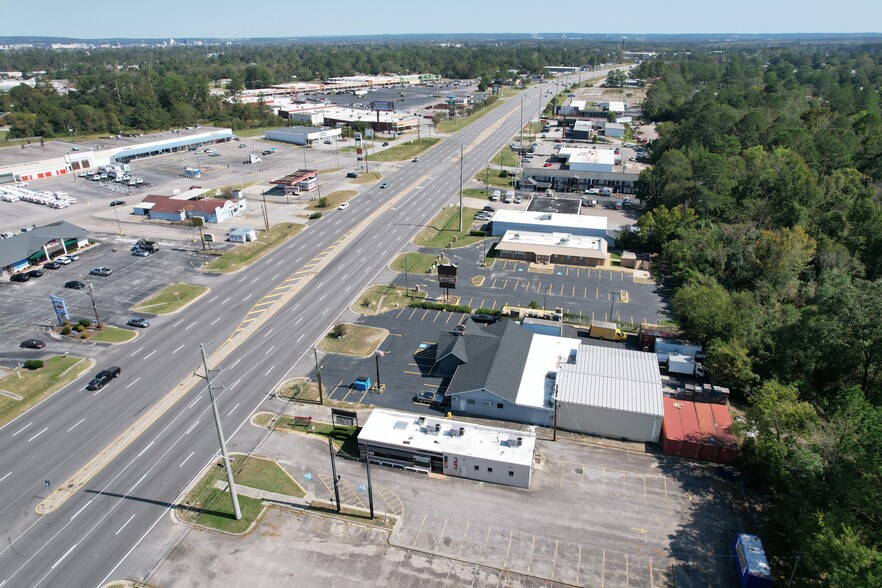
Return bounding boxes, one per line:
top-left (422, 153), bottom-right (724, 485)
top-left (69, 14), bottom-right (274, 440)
top-left (309, 212), bottom-right (322, 220)
top-left (469, 230), bottom-right (487, 237)
top-left (316, 197), bottom-right (329, 208)
top-left (409, 301), bottom-right (472, 313)
top-left (528, 300), bottom-right (541, 309)
top-left (80, 333), bottom-right (88, 339)
top-left (330, 323), bottom-right (347, 339)
top-left (474, 308), bottom-right (502, 316)
top-left (23, 359), bottom-right (44, 370)
top-left (78, 318), bottom-right (92, 328)
top-left (61, 326), bottom-right (71, 335)
top-left (73, 324), bottom-right (84, 332)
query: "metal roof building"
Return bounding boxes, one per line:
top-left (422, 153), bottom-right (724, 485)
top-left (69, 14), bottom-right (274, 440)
top-left (556, 344), bottom-right (664, 443)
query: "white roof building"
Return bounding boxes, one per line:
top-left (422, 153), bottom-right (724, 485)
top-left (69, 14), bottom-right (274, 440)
top-left (358, 409), bottom-right (537, 488)
top-left (498, 230), bottom-right (608, 264)
top-left (490, 209), bottom-right (608, 241)
top-left (556, 345), bottom-right (664, 443)
top-left (561, 148), bottom-right (616, 173)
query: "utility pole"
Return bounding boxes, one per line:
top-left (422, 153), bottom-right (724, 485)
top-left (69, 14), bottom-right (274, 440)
top-left (328, 438), bottom-right (342, 513)
top-left (459, 144), bottom-right (464, 232)
top-left (363, 443), bottom-right (375, 519)
top-left (608, 290), bottom-right (620, 322)
top-left (200, 343), bottom-right (241, 520)
top-left (552, 390), bottom-right (559, 442)
top-left (313, 347), bottom-right (324, 405)
top-left (86, 283), bottom-right (101, 326)
top-left (261, 194), bottom-right (269, 231)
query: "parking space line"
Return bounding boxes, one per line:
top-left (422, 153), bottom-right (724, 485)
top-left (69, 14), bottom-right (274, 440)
top-left (491, 278), bottom-right (498, 289)
top-left (527, 535), bottom-right (536, 573)
top-left (412, 514), bottom-right (428, 546)
top-left (501, 279), bottom-right (508, 289)
top-left (513, 279), bottom-right (520, 291)
top-left (421, 309), bottom-right (429, 320)
top-left (396, 307), bottom-right (407, 318)
top-left (490, 300), bottom-right (497, 309)
top-left (434, 519), bottom-right (448, 551)
top-left (576, 544), bottom-right (582, 585)
top-left (446, 313), bottom-right (455, 323)
top-left (502, 531), bottom-right (514, 568)
top-left (596, 287), bottom-right (599, 299)
top-left (433, 311), bottom-right (441, 323)
top-left (552, 539), bottom-right (559, 579)
top-left (458, 522), bottom-right (470, 557)
top-left (482, 526), bottom-right (492, 563)
top-left (479, 299), bottom-right (485, 309)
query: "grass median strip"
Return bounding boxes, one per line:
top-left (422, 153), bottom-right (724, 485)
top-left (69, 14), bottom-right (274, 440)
top-left (254, 413), bottom-right (361, 457)
top-left (0, 356), bottom-right (90, 427)
top-left (367, 138), bottom-right (439, 161)
top-left (179, 455), bottom-right (305, 534)
top-left (318, 324), bottom-right (388, 357)
top-left (202, 222), bottom-right (305, 273)
top-left (353, 284), bottom-right (427, 315)
top-left (131, 283), bottom-right (209, 315)
top-left (414, 206), bottom-right (485, 248)
top-left (89, 325), bottom-right (137, 343)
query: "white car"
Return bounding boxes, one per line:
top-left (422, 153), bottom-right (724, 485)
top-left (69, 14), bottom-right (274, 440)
top-left (338, 202), bottom-right (350, 210)
top-left (55, 256), bottom-right (72, 265)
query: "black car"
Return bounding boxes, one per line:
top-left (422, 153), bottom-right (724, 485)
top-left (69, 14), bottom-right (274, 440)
top-left (43, 261), bottom-right (62, 270)
top-left (20, 339), bottom-right (46, 349)
top-left (10, 273), bottom-right (30, 282)
top-left (26, 269), bottom-right (44, 278)
top-left (109, 200), bottom-right (126, 207)
top-left (382, 142), bottom-right (389, 146)
top-left (65, 280), bottom-right (86, 289)
top-left (86, 366), bottom-right (121, 391)
top-left (346, 172), bottom-right (358, 178)
top-left (482, 206), bottom-right (496, 212)
top-left (471, 313), bottom-right (497, 324)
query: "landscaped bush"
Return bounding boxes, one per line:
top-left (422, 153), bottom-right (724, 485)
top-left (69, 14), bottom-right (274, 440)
top-left (309, 212), bottom-right (322, 220)
top-left (330, 323), bottom-right (347, 339)
top-left (78, 318), bottom-right (92, 328)
top-left (474, 308), bottom-right (502, 316)
top-left (23, 359), bottom-right (44, 370)
top-left (61, 326), bottom-right (71, 335)
top-left (409, 301), bottom-right (472, 313)
top-left (73, 324), bottom-right (84, 332)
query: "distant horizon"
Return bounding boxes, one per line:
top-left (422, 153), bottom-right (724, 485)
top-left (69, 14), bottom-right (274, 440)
top-left (1, 0), bottom-right (880, 39)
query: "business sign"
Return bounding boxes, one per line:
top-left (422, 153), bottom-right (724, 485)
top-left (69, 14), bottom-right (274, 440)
top-left (438, 263), bottom-right (458, 289)
top-left (49, 294), bottom-right (70, 326)
top-left (370, 100), bottom-right (395, 112)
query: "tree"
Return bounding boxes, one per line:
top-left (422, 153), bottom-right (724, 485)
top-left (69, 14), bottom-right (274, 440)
top-left (672, 275), bottom-right (737, 344)
top-left (330, 324), bottom-right (347, 339)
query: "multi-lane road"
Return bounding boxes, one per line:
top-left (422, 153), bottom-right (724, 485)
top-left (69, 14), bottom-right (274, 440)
top-left (0, 67), bottom-right (628, 587)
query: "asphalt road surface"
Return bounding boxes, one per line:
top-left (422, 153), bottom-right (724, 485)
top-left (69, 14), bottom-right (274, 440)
top-left (0, 67), bottom-right (631, 588)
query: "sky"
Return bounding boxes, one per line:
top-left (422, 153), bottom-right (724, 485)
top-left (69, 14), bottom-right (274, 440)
top-left (2, 0), bottom-right (881, 39)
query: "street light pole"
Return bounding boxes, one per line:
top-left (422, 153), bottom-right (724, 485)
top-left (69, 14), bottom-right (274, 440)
top-left (86, 283), bottom-right (101, 326)
top-left (313, 347), bottom-right (324, 405)
top-left (608, 290), bottom-right (620, 322)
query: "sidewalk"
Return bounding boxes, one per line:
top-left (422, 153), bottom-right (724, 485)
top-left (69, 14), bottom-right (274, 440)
top-left (212, 479), bottom-right (311, 511)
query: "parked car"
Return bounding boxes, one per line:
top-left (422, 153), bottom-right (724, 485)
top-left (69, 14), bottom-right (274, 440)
top-left (89, 267), bottom-right (112, 276)
top-left (54, 256), bottom-right (71, 265)
top-left (20, 339), bottom-right (46, 349)
top-left (323, 140), bottom-right (332, 144)
top-left (86, 366), bottom-right (121, 391)
top-left (9, 273), bottom-right (30, 282)
top-left (412, 157), bottom-right (420, 162)
top-left (471, 313), bottom-right (497, 324)
top-left (543, 162), bottom-right (552, 167)
top-left (65, 280), bottom-right (86, 289)
top-left (413, 391), bottom-right (445, 406)
top-left (109, 200), bottom-right (126, 207)
top-left (43, 261), bottom-right (62, 270)
top-left (60, 254), bottom-right (79, 262)
top-left (132, 249), bottom-right (152, 257)
top-left (482, 206), bottom-right (496, 212)
top-left (26, 269), bottom-right (43, 278)
top-left (127, 317), bottom-right (151, 328)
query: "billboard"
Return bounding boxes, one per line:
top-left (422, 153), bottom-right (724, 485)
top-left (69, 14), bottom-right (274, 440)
top-left (370, 100), bottom-right (395, 112)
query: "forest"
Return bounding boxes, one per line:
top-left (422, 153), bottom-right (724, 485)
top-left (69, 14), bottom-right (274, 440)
top-left (0, 41), bottom-right (617, 138)
top-left (631, 46), bottom-right (882, 585)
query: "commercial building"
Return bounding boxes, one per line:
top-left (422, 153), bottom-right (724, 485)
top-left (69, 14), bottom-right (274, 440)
top-left (358, 409), bottom-right (536, 488)
top-left (489, 210), bottom-right (608, 241)
top-left (496, 230), bottom-right (608, 267)
top-left (264, 126), bottom-right (341, 146)
top-left (270, 169), bottom-right (318, 194)
top-left (571, 120), bottom-right (594, 140)
top-left (556, 345), bottom-right (664, 443)
top-left (134, 194), bottom-right (246, 224)
top-left (318, 107), bottom-right (418, 134)
top-left (0, 127), bottom-right (233, 185)
top-left (602, 122), bottom-right (626, 138)
top-left (522, 166), bottom-right (640, 195)
top-left (557, 147), bottom-right (617, 173)
top-left (0, 221), bottom-right (89, 276)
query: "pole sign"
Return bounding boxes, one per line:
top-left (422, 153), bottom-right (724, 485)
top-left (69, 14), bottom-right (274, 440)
top-left (49, 294), bottom-right (70, 325)
top-left (438, 263), bottom-right (458, 289)
top-left (370, 100), bottom-right (395, 112)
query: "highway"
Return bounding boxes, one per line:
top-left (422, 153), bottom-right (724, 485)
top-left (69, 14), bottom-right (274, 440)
top-left (0, 68), bottom-right (626, 587)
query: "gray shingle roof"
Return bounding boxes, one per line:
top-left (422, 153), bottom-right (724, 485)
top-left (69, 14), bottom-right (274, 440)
top-left (0, 221), bottom-right (88, 267)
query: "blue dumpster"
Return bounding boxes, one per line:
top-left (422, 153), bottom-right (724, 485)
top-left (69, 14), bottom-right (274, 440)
top-left (354, 376), bottom-right (372, 392)
top-left (734, 533), bottom-right (774, 588)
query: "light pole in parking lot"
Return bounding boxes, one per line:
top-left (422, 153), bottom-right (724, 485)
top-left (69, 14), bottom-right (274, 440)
top-left (313, 347), bottom-right (324, 405)
top-left (112, 205), bottom-right (122, 235)
top-left (608, 290), bottom-right (621, 322)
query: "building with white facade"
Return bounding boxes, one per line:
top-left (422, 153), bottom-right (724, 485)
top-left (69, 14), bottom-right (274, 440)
top-left (264, 126), bottom-right (341, 146)
top-left (496, 230), bottom-right (608, 267)
top-left (489, 209), bottom-right (608, 241)
top-left (358, 409), bottom-right (537, 488)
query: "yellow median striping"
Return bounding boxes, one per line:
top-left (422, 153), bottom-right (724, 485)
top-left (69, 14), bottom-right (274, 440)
top-left (37, 168), bottom-right (440, 515)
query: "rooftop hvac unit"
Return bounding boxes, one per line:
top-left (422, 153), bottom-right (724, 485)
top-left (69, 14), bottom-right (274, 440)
top-left (459, 427), bottom-right (465, 437)
top-left (517, 437), bottom-right (523, 447)
top-left (435, 423), bottom-right (441, 432)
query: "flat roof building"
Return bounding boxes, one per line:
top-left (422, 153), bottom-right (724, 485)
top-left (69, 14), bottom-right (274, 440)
top-left (490, 209), bottom-right (608, 241)
top-left (264, 126), bottom-right (341, 146)
top-left (358, 409), bottom-right (537, 488)
top-left (496, 230), bottom-right (608, 267)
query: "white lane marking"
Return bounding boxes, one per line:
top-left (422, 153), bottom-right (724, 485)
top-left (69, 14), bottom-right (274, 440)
top-left (185, 420), bottom-right (200, 435)
top-left (264, 257), bottom-right (273, 264)
top-left (27, 427), bottom-right (48, 442)
top-left (293, 316), bottom-right (303, 326)
top-left (130, 346), bottom-right (144, 357)
top-left (51, 543), bottom-right (78, 570)
top-left (243, 294), bottom-right (252, 301)
top-left (115, 514), bottom-right (136, 536)
top-left (264, 365), bottom-right (274, 376)
top-left (144, 350), bottom-right (157, 359)
top-left (221, 296), bottom-right (231, 304)
top-left (295, 333), bottom-right (304, 343)
top-left (265, 345), bottom-right (275, 356)
top-left (12, 422), bottom-right (32, 437)
top-left (173, 319), bottom-right (185, 327)
top-left (238, 275), bottom-right (248, 282)
top-left (276, 259), bottom-right (285, 266)
top-left (70, 499), bottom-right (92, 521)
top-left (229, 378), bottom-right (242, 390)
top-left (172, 344), bottom-right (185, 354)
top-left (271, 273), bottom-right (280, 280)
top-left (126, 377), bottom-right (141, 389)
top-left (227, 402), bottom-right (240, 416)
top-left (0, 472), bottom-right (11, 483)
top-left (355, 247), bottom-right (362, 254)
top-left (229, 358), bottom-right (241, 369)
top-left (292, 303), bottom-right (300, 311)
top-left (187, 397), bottom-right (200, 409)
top-left (250, 277), bottom-right (260, 284)
top-left (179, 451), bottom-right (195, 468)
top-left (185, 321), bottom-right (197, 330)
top-left (343, 285), bottom-right (352, 293)
top-left (341, 272), bottom-right (349, 281)
top-left (136, 440), bottom-right (154, 458)
top-left (66, 418), bottom-right (85, 433)
top-left (210, 317), bottom-right (222, 325)
top-left (264, 328), bottom-right (274, 338)
top-left (208, 295), bottom-right (219, 303)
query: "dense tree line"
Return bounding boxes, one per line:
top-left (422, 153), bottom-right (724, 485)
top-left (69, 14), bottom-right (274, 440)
top-left (631, 46), bottom-right (882, 584)
top-left (0, 41), bottom-right (618, 138)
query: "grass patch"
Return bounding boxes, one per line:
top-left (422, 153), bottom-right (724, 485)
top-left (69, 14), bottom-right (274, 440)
top-left (351, 171), bottom-right (382, 185)
top-left (309, 500), bottom-right (397, 529)
top-left (179, 455), bottom-right (305, 534)
top-left (414, 206), bottom-right (486, 248)
top-left (305, 189), bottom-right (356, 210)
top-left (277, 377), bottom-right (320, 402)
top-left (319, 324), bottom-right (388, 358)
top-left (436, 100), bottom-right (505, 134)
top-left (0, 356), bottom-right (90, 427)
top-left (354, 284), bottom-right (428, 315)
top-left (367, 138), bottom-right (439, 162)
top-left (463, 188), bottom-right (488, 198)
top-left (491, 147), bottom-right (521, 168)
top-left (131, 283), bottom-right (209, 314)
top-left (479, 170), bottom-right (518, 189)
top-left (202, 222), bottom-right (305, 273)
top-left (234, 127), bottom-right (277, 138)
top-left (391, 252), bottom-right (449, 275)
top-left (255, 414), bottom-right (361, 456)
top-left (471, 275), bottom-right (485, 287)
top-left (90, 325), bottom-right (137, 343)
